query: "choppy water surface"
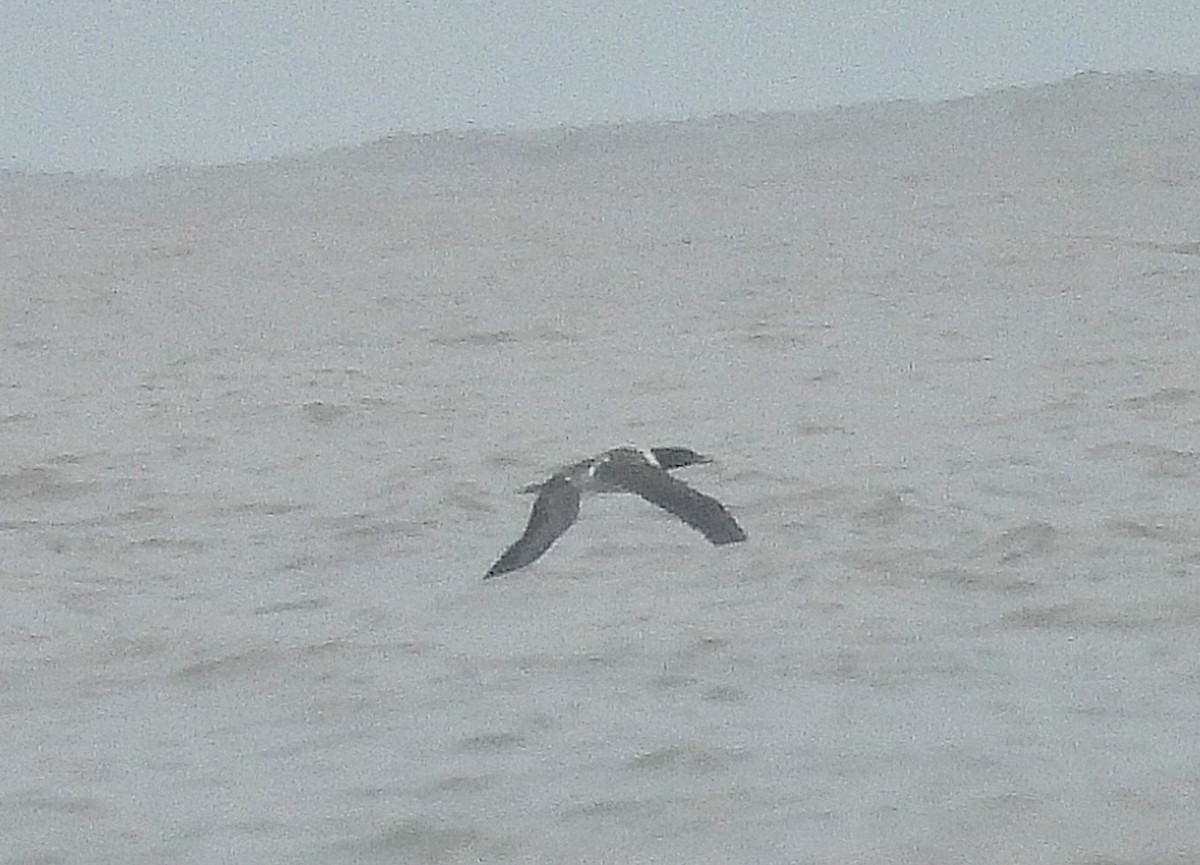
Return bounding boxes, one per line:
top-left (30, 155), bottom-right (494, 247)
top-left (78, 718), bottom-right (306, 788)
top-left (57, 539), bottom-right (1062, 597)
top-left (3, 73), bottom-right (1200, 864)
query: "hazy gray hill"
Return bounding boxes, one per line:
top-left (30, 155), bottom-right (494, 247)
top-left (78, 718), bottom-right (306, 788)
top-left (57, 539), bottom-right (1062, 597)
top-left (2, 72), bottom-right (1199, 864)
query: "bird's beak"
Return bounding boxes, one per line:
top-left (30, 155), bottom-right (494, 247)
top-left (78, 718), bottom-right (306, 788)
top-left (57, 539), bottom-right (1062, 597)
top-left (517, 482), bottom-right (543, 494)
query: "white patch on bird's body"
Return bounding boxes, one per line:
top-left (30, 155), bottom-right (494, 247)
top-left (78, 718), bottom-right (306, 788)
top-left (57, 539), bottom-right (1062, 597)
top-left (608, 445), bottom-right (659, 468)
top-left (487, 443), bottom-right (746, 577)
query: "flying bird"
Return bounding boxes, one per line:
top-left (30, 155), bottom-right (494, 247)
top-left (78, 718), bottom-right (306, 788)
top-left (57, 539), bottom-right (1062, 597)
top-left (485, 446), bottom-right (747, 578)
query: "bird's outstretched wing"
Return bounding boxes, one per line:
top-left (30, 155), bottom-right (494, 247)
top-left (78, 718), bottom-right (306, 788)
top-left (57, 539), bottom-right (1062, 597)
top-left (485, 476), bottom-right (581, 578)
top-left (594, 459), bottom-right (747, 545)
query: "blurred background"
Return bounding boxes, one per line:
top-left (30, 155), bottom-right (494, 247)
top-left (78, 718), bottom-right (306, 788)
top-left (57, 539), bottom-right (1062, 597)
top-left (5, 0), bottom-right (1200, 173)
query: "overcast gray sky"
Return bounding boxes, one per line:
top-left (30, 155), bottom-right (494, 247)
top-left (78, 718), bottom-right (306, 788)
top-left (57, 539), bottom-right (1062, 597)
top-left (4, 1), bottom-right (1199, 174)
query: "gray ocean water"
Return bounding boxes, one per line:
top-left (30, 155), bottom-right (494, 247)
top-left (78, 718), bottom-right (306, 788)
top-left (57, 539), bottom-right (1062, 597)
top-left (3, 72), bottom-right (1200, 864)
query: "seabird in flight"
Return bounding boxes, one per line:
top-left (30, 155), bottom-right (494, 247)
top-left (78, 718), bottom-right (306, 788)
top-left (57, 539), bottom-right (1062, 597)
top-left (485, 446), bottom-right (747, 578)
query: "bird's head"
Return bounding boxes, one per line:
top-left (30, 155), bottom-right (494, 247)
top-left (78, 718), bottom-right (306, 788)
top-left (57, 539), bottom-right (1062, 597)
top-left (650, 446), bottom-right (713, 470)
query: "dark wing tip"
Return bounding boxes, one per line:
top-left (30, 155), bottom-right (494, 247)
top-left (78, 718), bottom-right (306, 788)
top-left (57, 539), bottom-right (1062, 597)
top-left (691, 506), bottom-right (747, 545)
top-left (484, 477), bottom-right (581, 579)
top-left (710, 521), bottom-right (748, 545)
top-left (595, 458), bottom-right (748, 546)
top-left (484, 555), bottom-right (513, 578)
